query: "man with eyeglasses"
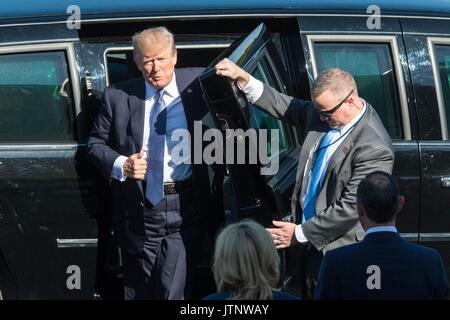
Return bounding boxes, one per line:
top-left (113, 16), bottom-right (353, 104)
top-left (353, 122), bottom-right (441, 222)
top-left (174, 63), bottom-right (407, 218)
top-left (215, 59), bottom-right (394, 299)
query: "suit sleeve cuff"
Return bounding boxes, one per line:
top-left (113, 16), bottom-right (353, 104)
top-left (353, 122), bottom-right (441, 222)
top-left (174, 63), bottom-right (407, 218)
top-left (237, 75), bottom-right (264, 104)
top-left (295, 224), bottom-right (309, 243)
top-left (111, 156), bottom-right (128, 181)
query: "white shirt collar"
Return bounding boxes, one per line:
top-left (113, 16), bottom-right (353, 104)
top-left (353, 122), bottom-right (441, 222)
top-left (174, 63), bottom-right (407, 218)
top-left (338, 99), bottom-right (367, 135)
top-left (366, 226), bottom-right (398, 234)
top-left (144, 72), bottom-right (179, 99)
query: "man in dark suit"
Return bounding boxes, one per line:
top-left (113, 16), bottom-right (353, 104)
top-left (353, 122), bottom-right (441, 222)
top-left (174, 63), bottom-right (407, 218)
top-left (215, 59), bottom-right (394, 298)
top-left (315, 171), bottom-right (449, 299)
top-left (88, 27), bottom-right (223, 299)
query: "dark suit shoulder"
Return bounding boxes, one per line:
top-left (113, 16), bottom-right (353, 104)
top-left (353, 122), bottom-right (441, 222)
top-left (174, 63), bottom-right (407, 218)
top-left (403, 241), bottom-right (444, 261)
top-left (176, 67), bottom-right (205, 76)
top-left (273, 291), bottom-right (302, 300)
top-left (329, 232), bottom-right (443, 265)
top-left (175, 67), bottom-right (205, 92)
top-left (360, 104), bottom-right (393, 147)
top-left (321, 242), bottom-right (365, 271)
top-left (325, 241), bottom-right (362, 259)
top-left (106, 76), bottom-right (144, 94)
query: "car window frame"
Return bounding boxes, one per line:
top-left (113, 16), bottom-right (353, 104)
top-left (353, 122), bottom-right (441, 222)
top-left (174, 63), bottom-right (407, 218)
top-left (306, 34), bottom-right (412, 141)
top-left (428, 37), bottom-right (450, 140)
top-left (0, 42), bottom-right (81, 144)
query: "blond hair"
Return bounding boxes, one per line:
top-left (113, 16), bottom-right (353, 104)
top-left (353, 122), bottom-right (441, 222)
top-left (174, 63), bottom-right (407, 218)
top-left (212, 219), bottom-right (280, 300)
top-left (311, 68), bottom-right (358, 100)
top-left (132, 26), bottom-right (176, 59)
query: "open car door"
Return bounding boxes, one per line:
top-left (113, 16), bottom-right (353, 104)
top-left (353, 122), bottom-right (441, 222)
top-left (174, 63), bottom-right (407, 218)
top-left (199, 23), bottom-right (301, 229)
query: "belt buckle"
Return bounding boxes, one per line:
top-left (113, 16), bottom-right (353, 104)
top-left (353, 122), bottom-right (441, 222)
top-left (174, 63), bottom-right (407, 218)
top-left (164, 182), bottom-right (177, 195)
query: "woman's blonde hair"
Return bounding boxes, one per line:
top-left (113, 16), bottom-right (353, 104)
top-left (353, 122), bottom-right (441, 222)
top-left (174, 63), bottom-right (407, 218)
top-left (212, 219), bottom-right (280, 300)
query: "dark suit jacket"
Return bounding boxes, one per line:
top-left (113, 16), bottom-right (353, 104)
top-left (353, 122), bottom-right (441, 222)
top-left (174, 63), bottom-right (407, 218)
top-left (87, 68), bottom-right (224, 253)
top-left (314, 231), bottom-right (449, 299)
top-left (254, 85), bottom-right (395, 252)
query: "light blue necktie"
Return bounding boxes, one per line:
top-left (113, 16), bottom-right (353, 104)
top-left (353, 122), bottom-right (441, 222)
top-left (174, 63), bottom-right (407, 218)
top-left (146, 89), bottom-right (166, 206)
top-left (302, 128), bottom-right (340, 222)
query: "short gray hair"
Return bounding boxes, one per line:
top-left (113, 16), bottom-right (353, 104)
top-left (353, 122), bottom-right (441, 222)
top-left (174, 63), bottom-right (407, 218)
top-left (132, 26), bottom-right (176, 58)
top-left (311, 68), bottom-right (358, 100)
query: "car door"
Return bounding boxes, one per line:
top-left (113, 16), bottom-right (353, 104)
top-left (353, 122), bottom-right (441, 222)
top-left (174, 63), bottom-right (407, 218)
top-left (0, 43), bottom-right (98, 299)
top-left (199, 23), bottom-right (303, 292)
top-left (401, 17), bottom-right (450, 275)
top-left (199, 23), bottom-right (300, 227)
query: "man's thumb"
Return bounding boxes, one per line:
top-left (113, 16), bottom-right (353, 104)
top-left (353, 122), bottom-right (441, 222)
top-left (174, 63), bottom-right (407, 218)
top-left (138, 150), bottom-right (145, 159)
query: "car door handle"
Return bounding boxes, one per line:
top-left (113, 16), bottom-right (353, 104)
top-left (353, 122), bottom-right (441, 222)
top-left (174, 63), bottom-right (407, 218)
top-left (441, 177), bottom-right (450, 188)
top-left (282, 213), bottom-right (293, 222)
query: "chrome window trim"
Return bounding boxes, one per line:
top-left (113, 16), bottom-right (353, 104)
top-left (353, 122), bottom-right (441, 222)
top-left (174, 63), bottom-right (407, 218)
top-left (428, 37), bottom-right (450, 140)
top-left (399, 233), bottom-right (418, 241)
top-left (419, 233), bottom-right (450, 242)
top-left (417, 141), bottom-right (450, 146)
top-left (404, 32), bottom-right (450, 37)
top-left (0, 38), bottom-right (79, 47)
top-left (306, 34), bottom-right (411, 140)
top-left (0, 42), bottom-right (81, 118)
top-left (392, 141), bottom-right (419, 146)
top-left (103, 46), bottom-right (133, 87)
top-left (385, 233), bottom-right (450, 242)
top-left (57, 238), bottom-right (98, 248)
top-left (103, 43), bottom-right (230, 86)
top-left (0, 144), bottom-right (79, 151)
top-left (2, 13), bottom-right (450, 29)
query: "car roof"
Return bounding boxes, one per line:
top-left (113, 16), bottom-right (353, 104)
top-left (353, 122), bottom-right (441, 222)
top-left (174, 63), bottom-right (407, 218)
top-left (2, 0), bottom-right (450, 24)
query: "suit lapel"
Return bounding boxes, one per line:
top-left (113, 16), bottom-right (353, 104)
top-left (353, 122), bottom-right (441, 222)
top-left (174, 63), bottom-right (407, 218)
top-left (294, 123), bottom-right (328, 195)
top-left (298, 130), bottom-right (325, 174)
top-left (324, 104), bottom-right (372, 180)
top-left (317, 104), bottom-right (372, 206)
top-left (177, 69), bottom-right (208, 132)
top-left (323, 135), bottom-right (354, 181)
top-left (128, 78), bottom-right (146, 151)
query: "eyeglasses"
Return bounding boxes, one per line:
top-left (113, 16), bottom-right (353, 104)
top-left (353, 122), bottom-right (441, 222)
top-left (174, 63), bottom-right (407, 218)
top-left (317, 89), bottom-right (354, 118)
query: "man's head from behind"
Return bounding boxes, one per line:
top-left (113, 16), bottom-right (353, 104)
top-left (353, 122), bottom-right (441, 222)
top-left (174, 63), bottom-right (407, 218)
top-left (356, 171), bottom-right (405, 230)
top-left (132, 26), bottom-right (177, 89)
top-left (311, 68), bottom-right (362, 129)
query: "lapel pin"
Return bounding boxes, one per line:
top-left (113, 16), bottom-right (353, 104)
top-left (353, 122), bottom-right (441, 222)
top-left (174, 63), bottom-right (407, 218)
top-left (343, 146), bottom-right (351, 154)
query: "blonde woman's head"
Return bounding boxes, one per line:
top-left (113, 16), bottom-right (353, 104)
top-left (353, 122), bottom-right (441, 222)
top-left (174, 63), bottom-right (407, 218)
top-left (212, 219), bottom-right (280, 300)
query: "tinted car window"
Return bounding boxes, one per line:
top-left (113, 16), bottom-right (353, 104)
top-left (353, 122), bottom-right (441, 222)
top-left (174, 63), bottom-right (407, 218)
top-left (250, 59), bottom-right (290, 157)
top-left (314, 43), bottom-right (403, 139)
top-left (0, 51), bottom-right (73, 142)
top-left (434, 44), bottom-right (450, 139)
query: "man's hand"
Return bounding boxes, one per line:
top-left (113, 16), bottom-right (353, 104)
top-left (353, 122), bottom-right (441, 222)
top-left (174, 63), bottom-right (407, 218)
top-left (267, 220), bottom-right (297, 249)
top-left (123, 150), bottom-right (147, 180)
top-left (215, 58), bottom-right (251, 88)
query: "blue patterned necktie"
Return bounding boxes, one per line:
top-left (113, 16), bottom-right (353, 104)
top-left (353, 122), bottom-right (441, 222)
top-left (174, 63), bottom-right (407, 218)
top-left (302, 128), bottom-right (340, 222)
top-left (146, 89), bottom-right (166, 206)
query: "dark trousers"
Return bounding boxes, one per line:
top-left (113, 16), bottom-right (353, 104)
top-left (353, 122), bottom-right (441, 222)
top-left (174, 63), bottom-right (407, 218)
top-left (123, 183), bottom-right (203, 300)
top-left (300, 244), bottom-right (323, 300)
